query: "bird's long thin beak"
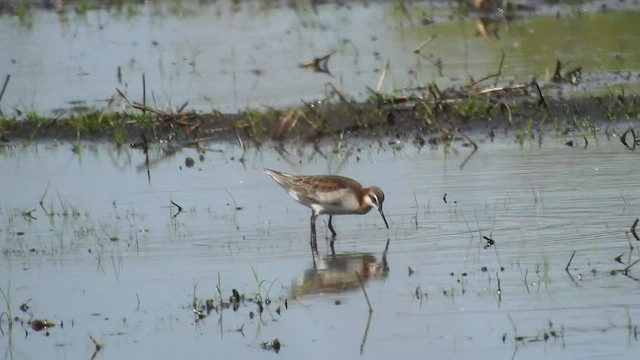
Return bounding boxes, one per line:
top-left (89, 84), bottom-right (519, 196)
top-left (379, 208), bottom-right (389, 229)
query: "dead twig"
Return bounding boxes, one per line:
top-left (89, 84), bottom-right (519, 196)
top-left (376, 60), bottom-right (390, 92)
top-left (469, 73), bottom-right (501, 89)
top-left (413, 34), bottom-right (437, 54)
top-left (565, 250), bottom-right (576, 271)
top-left (0, 74), bottom-right (10, 107)
top-left (458, 128), bottom-right (479, 170)
top-left (142, 73), bottom-right (146, 114)
top-left (97, 91), bottom-right (121, 124)
top-left (133, 102), bottom-right (166, 116)
top-left (171, 201), bottom-right (183, 218)
top-left (631, 218), bottom-right (639, 241)
top-left (459, 128), bottom-right (478, 151)
top-left (553, 60), bottom-right (563, 83)
top-left (625, 259), bottom-right (640, 272)
top-left (177, 101), bottom-right (189, 113)
top-left (475, 83), bottom-right (529, 96)
top-left (325, 82), bottom-right (362, 127)
top-left (495, 101), bottom-right (513, 125)
top-left (88, 333), bottom-right (103, 360)
top-left (496, 271), bottom-right (502, 305)
top-left (532, 81), bottom-right (547, 108)
top-left (469, 50), bottom-right (505, 89)
top-left (620, 128), bottom-right (637, 151)
top-left (115, 88), bottom-right (132, 106)
top-left (621, 259), bottom-right (640, 280)
top-left (39, 181), bottom-right (52, 218)
top-left (494, 49), bottom-right (505, 86)
top-left (626, 232), bottom-right (634, 250)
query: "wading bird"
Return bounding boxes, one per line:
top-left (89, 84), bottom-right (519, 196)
top-left (264, 169), bottom-right (389, 249)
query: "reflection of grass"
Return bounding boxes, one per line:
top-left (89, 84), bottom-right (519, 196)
top-left (16, 0), bottom-right (33, 28)
top-left (169, 0), bottom-right (185, 15)
top-left (514, 118), bottom-right (535, 146)
top-left (3, 196), bottom-right (86, 256)
top-left (251, 266), bottom-right (263, 302)
top-left (2, 191), bottom-right (145, 281)
top-left (215, 272), bottom-right (223, 304)
top-left (604, 87), bottom-right (638, 121)
top-left (0, 281), bottom-right (14, 335)
top-left (192, 280), bottom-right (201, 310)
top-left (111, 0), bottom-right (139, 17)
top-left (77, 0), bottom-right (91, 15)
top-left (56, 191), bottom-right (81, 219)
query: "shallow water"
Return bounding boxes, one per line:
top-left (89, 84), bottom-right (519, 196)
top-left (1, 134), bottom-right (640, 359)
top-left (0, 1), bottom-right (639, 115)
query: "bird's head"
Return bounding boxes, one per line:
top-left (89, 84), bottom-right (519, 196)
top-left (365, 187), bottom-right (389, 229)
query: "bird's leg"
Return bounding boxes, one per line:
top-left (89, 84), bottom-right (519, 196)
top-left (310, 211), bottom-right (318, 253)
top-left (328, 215), bottom-right (337, 238)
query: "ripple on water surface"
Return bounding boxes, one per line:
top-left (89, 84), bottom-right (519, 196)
top-left (1, 137), bottom-right (639, 359)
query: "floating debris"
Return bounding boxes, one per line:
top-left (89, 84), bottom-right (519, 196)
top-left (30, 319), bottom-right (55, 332)
top-left (483, 235), bottom-right (495, 249)
top-left (261, 338), bottom-right (281, 353)
top-left (192, 308), bottom-right (206, 320)
top-left (552, 59), bottom-right (582, 85)
top-left (19, 299), bottom-right (32, 313)
top-left (299, 50), bottom-right (335, 76)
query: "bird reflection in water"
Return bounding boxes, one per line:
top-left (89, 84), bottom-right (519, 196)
top-left (291, 239), bottom-right (390, 297)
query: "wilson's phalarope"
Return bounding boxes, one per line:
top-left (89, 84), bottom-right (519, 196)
top-left (264, 169), bottom-right (389, 248)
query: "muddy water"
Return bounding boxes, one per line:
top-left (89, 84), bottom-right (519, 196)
top-left (1, 1), bottom-right (639, 115)
top-left (1, 135), bottom-right (640, 359)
